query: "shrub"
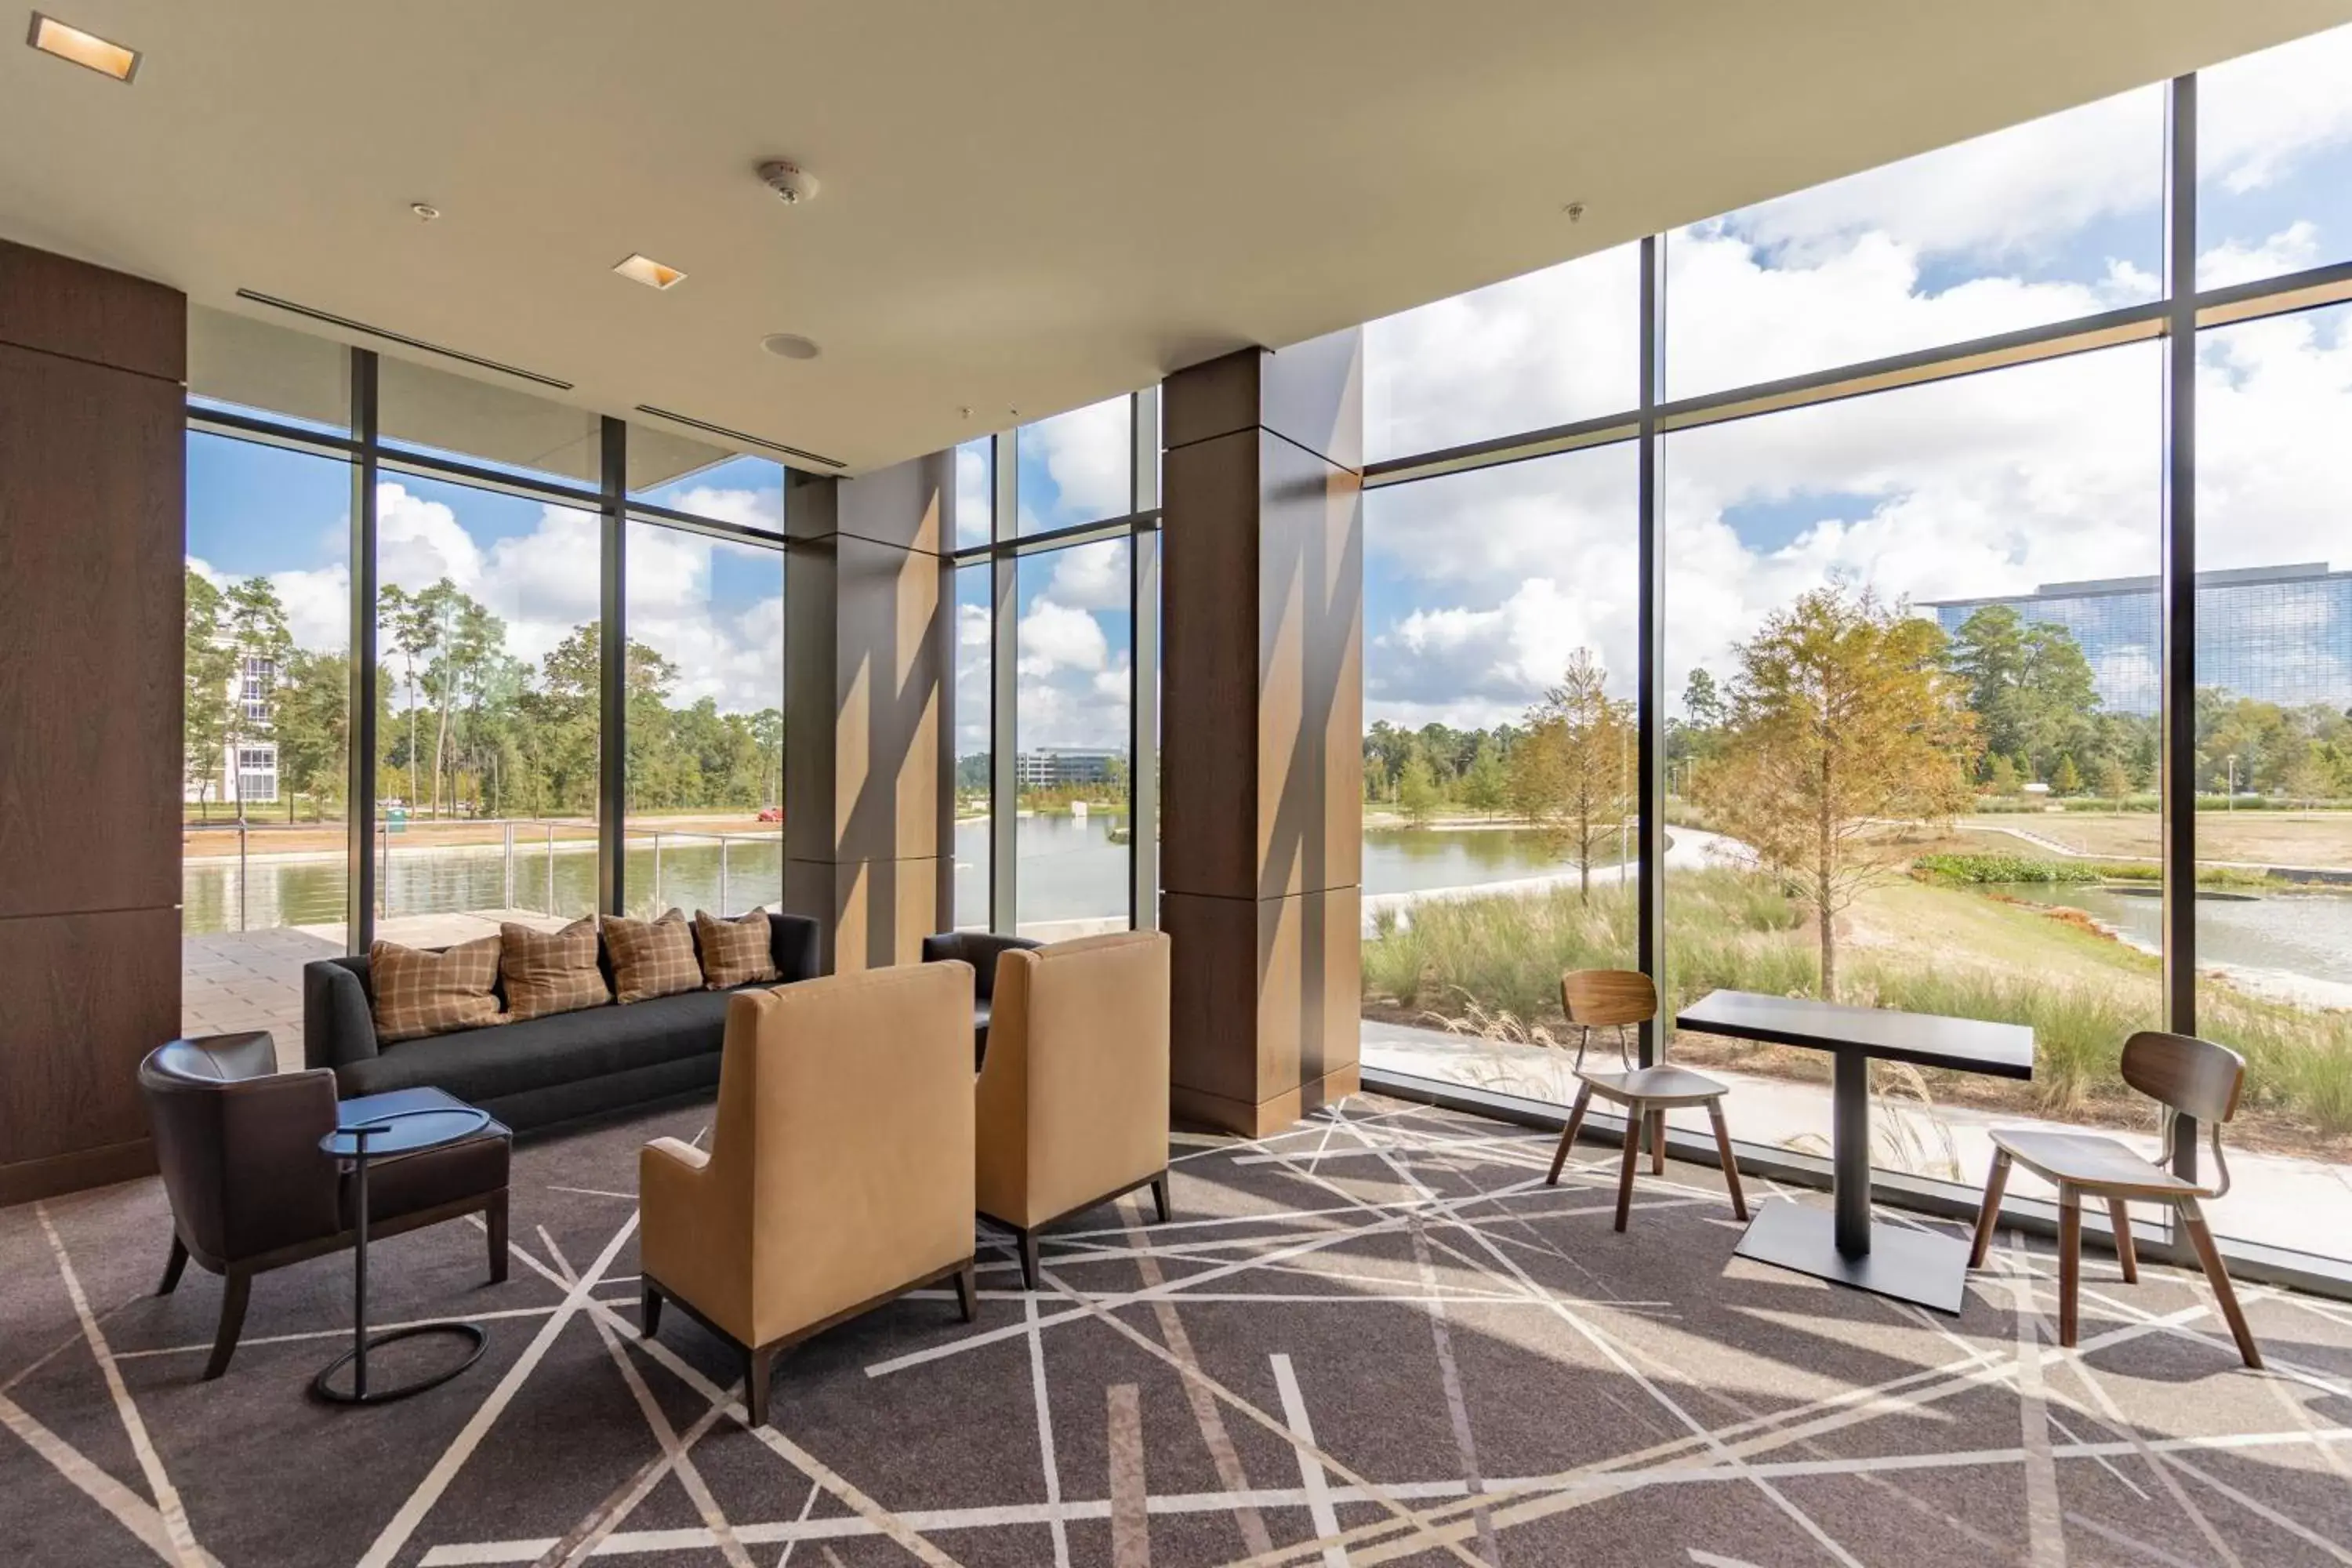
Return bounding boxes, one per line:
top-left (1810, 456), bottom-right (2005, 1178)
top-left (1913, 853), bottom-right (2100, 884)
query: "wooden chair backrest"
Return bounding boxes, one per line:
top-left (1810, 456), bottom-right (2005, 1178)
top-left (2120, 1030), bottom-right (2245, 1123)
top-left (1560, 969), bottom-right (1657, 1029)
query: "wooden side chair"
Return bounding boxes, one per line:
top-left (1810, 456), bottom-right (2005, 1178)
top-left (1543, 969), bottom-right (1746, 1231)
top-left (1968, 1029), bottom-right (2261, 1369)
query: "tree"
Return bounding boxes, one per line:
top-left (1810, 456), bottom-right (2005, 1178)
top-left (1696, 586), bottom-right (1977, 1001)
top-left (1460, 735), bottom-right (1508, 817)
top-left (273, 649), bottom-right (348, 821)
top-left (1509, 648), bottom-right (1634, 900)
top-left (183, 568), bottom-right (238, 820)
top-left (379, 583), bottom-right (440, 808)
top-left (1951, 606), bottom-right (2100, 781)
top-left (1396, 753), bottom-right (1442, 826)
top-left (220, 576), bottom-right (295, 826)
top-left (2052, 754), bottom-right (2083, 796)
top-left (1984, 753), bottom-right (2022, 797)
top-left (2096, 756), bottom-right (2132, 808)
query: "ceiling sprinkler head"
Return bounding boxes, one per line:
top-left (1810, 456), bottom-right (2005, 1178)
top-left (758, 160), bottom-right (820, 205)
top-left (1563, 201), bottom-right (1586, 223)
top-left (411, 202), bottom-right (441, 221)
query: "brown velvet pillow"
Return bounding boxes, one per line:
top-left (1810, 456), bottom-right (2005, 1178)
top-left (601, 909), bottom-right (703, 1004)
top-left (499, 916), bottom-right (611, 1022)
top-left (695, 908), bottom-right (781, 989)
top-left (370, 934), bottom-right (505, 1044)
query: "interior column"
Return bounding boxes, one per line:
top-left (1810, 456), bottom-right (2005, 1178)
top-left (0, 241), bottom-right (187, 1203)
top-left (782, 455), bottom-right (955, 972)
top-left (1160, 329), bottom-right (1364, 1136)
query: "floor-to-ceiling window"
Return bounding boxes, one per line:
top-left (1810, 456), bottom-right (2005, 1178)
top-left (1357, 441), bottom-right (1640, 1105)
top-left (1354, 22), bottom-right (2352, 1279)
top-left (949, 400), bottom-right (1156, 938)
top-left (371, 470), bottom-right (604, 931)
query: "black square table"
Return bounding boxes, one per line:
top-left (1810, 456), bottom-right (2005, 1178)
top-left (1676, 989), bottom-right (2034, 1314)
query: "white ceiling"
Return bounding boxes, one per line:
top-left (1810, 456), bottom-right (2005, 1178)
top-left (5, 1), bottom-right (2350, 474)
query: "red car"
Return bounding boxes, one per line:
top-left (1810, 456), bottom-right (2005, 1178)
top-left (757, 807), bottom-right (784, 823)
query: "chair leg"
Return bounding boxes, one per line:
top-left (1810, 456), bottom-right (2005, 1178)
top-left (1707, 1100), bottom-right (1747, 1221)
top-left (202, 1267), bottom-right (251, 1381)
top-left (1018, 1229), bottom-right (1041, 1293)
top-left (2108, 1199), bottom-right (2138, 1283)
top-left (1649, 1110), bottom-right (1666, 1175)
top-left (158, 1234), bottom-right (188, 1298)
top-left (1547, 1084), bottom-right (1593, 1185)
top-left (1968, 1150), bottom-right (2013, 1269)
top-left (639, 1280), bottom-right (663, 1340)
top-left (953, 1260), bottom-right (978, 1323)
top-left (744, 1344), bottom-right (776, 1428)
top-left (2179, 1200), bottom-right (2263, 1370)
top-left (485, 1191), bottom-right (510, 1285)
top-left (1613, 1103), bottom-right (1642, 1232)
top-left (1149, 1171), bottom-right (1171, 1225)
top-left (2057, 1187), bottom-right (2082, 1349)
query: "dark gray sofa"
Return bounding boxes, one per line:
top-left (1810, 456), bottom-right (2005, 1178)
top-left (303, 913), bottom-right (822, 1132)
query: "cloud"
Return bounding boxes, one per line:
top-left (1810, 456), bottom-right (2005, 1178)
top-left (1018, 598), bottom-right (1109, 678)
top-left (1363, 46), bottom-right (2352, 734)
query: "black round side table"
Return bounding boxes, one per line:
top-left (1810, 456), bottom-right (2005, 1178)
top-left (312, 1105), bottom-right (494, 1405)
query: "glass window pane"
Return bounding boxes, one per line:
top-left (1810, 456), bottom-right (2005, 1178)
top-left (622, 522), bottom-right (785, 918)
top-left (2198, 22), bottom-right (2352, 289)
top-left (1667, 85), bottom-right (2163, 400)
top-left (626, 429), bottom-right (785, 534)
top-left (1014, 539), bottom-right (1130, 935)
top-left (374, 472), bottom-right (601, 932)
top-left (955, 437), bottom-right (993, 550)
top-left (182, 434), bottom-right (352, 949)
top-left (187, 307), bottom-right (350, 434)
top-left (954, 563), bottom-right (993, 928)
top-left (1365, 243), bottom-right (1640, 463)
top-left (1357, 444), bottom-right (1639, 1105)
top-left (378, 356), bottom-right (601, 487)
top-left (2194, 301), bottom-right (2352, 1261)
top-left (1017, 396), bottom-right (1131, 535)
top-left (1664, 343), bottom-right (2162, 1192)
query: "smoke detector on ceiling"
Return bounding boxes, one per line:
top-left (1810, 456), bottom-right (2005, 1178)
top-left (761, 333), bottom-right (821, 361)
top-left (757, 160), bottom-right (820, 205)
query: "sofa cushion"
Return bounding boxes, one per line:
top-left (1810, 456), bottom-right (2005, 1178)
top-left (370, 934), bottom-right (505, 1043)
top-left (602, 909), bottom-right (703, 1004)
top-left (696, 908), bottom-right (781, 989)
top-left (499, 916), bottom-right (611, 1022)
top-left (339, 988), bottom-right (735, 1106)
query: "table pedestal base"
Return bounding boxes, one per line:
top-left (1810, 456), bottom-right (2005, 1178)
top-left (312, 1323), bottom-right (487, 1405)
top-left (1733, 1200), bottom-right (1969, 1316)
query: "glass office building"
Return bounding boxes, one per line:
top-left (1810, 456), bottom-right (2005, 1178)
top-left (1923, 562), bottom-right (2352, 713)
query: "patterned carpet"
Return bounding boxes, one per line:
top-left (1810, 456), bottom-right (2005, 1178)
top-left (5, 1094), bottom-right (2350, 1566)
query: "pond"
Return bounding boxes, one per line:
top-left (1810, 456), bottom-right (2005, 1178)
top-left (186, 818), bottom-right (1596, 935)
top-left (1990, 880), bottom-right (2352, 998)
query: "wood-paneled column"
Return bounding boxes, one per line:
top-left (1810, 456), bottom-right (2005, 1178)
top-left (0, 240), bottom-right (187, 1204)
top-left (1160, 328), bottom-right (1364, 1136)
top-left (782, 455), bottom-right (956, 972)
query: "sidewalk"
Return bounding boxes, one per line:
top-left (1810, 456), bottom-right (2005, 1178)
top-left (1361, 1017), bottom-right (2352, 1261)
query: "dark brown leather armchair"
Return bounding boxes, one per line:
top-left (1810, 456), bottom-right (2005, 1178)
top-left (921, 931), bottom-right (1044, 1065)
top-left (139, 1033), bottom-right (511, 1378)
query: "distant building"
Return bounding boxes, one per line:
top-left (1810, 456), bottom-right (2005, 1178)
top-left (1014, 747), bottom-right (1121, 789)
top-left (184, 654), bottom-right (279, 804)
top-left (1921, 562), bottom-right (2352, 716)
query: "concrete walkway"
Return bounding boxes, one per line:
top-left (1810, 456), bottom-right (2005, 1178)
top-left (1362, 1017), bottom-right (2352, 1261)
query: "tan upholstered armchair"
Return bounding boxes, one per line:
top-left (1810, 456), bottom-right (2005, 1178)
top-left (638, 964), bottom-right (978, 1427)
top-left (976, 931), bottom-right (1173, 1289)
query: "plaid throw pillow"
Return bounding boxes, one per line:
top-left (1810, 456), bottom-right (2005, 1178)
top-left (499, 916), bottom-right (611, 1022)
top-left (602, 909), bottom-right (703, 1004)
top-left (370, 934), bottom-right (505, 1044)
top-left (695, 907), bottom-right (780, 989)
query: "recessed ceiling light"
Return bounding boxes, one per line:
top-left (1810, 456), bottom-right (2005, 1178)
top-left (613, 253), bottom-right (686, 290)
top-left (760, 332), bottom-right (820, 361)
top-left (26, 13), bottom-right (140, 81)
